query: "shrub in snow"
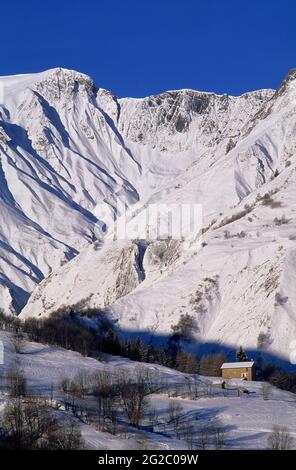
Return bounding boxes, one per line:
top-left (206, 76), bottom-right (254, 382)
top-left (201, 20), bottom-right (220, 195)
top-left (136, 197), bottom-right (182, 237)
top-left (275, 292), bottom-right (288, 306)
top-left (267, 426), bottom-right (293, 450)
top-left (274, 215), bottom-right (290, 225)
top-left (0, 398), bottom-right (84, 449)
top-left (257, 332), bottom-right (271, 350)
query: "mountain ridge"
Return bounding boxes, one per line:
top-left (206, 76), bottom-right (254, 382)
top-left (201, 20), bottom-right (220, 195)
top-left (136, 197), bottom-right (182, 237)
top-left (0, 67), bottom-right (295, 364)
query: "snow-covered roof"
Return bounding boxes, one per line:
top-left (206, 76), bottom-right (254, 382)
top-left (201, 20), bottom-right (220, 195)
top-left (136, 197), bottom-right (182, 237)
top-left (221, 362), bottom-right (255, 369)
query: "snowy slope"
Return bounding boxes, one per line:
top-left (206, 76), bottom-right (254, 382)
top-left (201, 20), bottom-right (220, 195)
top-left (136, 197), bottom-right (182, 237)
top-left (1, 331), bottom-right (296, 450)
top-left (1, 67), bottom-right (296, 363)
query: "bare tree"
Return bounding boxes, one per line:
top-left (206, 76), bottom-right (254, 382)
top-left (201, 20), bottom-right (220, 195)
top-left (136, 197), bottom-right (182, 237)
top-left (70, 370), bottom-right (89, 400)
top-left (167, 400), bottom-right (183, 438)
top-left (183, 421), bottom-right (195, 450)
top-left (116, 369), bottom-right (148, 428)
top-left (116, 366), bottom-right (159, 428)
top-left (262, 382), bottom-right (272, 400)
top-left (6, 364), bottom-right (27, 398)
top-left (12, 331), bottom-right (25, 354)
top-left (59, 376), bottom-right (72, 409)
top-left (199, 353), bottom-right (227, 377)
top-left (211, 419), bottom-right (227, 449)
top-left (58, 371), bottom-right (90, 411)
top-left (267, 426), bottom-right (293, 450)
top-left (197, 424), bottom-right (210, 450)
top-left (2, 398), bottom-right (24, 448)
top-left (175, 351), bottom-right (199, 373)
top-left (190, 379), bottom-right (202, 399)
top-left (92, 370), bottom-right (118, 430)
top-left (108, 406), bottom-right (118, 435)
top-left (148, 406), bottom-right (158, 430)
top-left (2, 398), bottom-right (55, 449)
top-left (201, 381), bottom-right (213, 397)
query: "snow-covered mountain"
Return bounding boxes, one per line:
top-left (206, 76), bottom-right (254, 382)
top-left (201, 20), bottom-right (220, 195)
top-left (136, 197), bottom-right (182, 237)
top-left (1, 67), bottom-right (296, 362)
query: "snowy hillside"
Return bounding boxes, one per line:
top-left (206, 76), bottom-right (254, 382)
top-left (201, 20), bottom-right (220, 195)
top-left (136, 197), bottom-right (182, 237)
top-left (1, 67), bottom-right (296, 363)
top-left (1, 330), bottom-right (296, 450)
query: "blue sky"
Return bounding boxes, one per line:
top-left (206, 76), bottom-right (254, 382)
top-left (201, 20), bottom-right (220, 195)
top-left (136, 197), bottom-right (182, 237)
top-left (0, 0), bottom-right (295, 97)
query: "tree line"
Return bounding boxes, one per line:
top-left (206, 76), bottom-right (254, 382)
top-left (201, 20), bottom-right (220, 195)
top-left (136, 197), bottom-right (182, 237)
top-left (4, 309), bottom-right (294, 390)
top-left (0, 310), bottom-right (227, 376)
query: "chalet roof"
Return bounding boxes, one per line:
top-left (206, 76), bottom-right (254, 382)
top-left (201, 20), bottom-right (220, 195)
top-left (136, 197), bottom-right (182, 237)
top-left (221, 361), bottom-right (255, 369)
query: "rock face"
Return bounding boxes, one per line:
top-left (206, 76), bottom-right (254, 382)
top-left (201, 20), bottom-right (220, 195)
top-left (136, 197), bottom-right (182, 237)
top-left (117, 89), bottom-right (273, 154)
top-left (1, 67), bottom-right (296, 362)
top-left (20, 240), bottom-right (144, 317)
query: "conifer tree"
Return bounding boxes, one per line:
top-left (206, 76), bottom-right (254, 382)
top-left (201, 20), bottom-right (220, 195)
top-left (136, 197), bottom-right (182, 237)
top-left (236, 346), bottom-right (248, 362)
